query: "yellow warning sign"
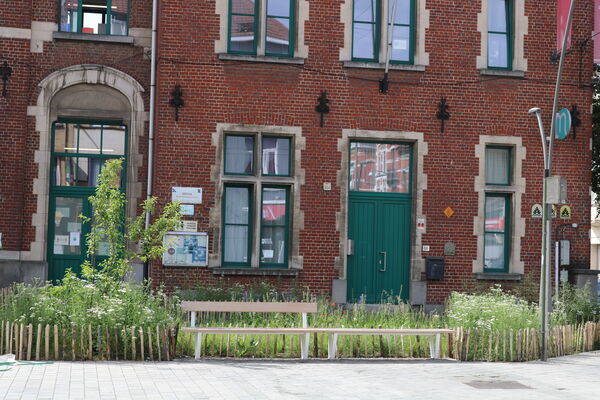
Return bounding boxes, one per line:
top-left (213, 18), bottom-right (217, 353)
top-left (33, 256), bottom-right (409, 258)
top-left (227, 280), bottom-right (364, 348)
top-left (559, 205), bottom-right (572, 220)
top-left (444, 207), bottom-right (454, 218)
top-left (531, 204), bottom-right (543, 218)
top-left (551, 205), bottom-right (557, 219)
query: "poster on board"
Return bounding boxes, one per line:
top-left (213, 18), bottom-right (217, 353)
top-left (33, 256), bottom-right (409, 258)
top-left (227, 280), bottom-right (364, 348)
top-left (162, 231), bottom-right (208, 267)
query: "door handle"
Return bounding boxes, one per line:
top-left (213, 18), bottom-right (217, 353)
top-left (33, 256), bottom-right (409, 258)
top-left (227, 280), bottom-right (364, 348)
top-left (379, 251), bottom-right (387, 272)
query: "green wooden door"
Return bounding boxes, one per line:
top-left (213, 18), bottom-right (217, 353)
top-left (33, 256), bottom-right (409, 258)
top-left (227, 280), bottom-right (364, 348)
top-left (47, 120), bottom-right (127, 282)
top-left (347, 195), bottom-right (411, 303)
top-left (347, 142), bottom-right (412, 303)
top-left (48, 194), bottom-right (91, 281)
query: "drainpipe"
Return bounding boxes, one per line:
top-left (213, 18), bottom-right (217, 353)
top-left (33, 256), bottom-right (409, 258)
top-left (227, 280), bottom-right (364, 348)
top-left (144, 0), bottom-right (159, 280)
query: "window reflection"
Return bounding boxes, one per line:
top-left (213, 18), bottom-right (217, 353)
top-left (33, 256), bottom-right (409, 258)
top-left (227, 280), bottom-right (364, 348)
top-left (349, 142), bottom-right (411, 193)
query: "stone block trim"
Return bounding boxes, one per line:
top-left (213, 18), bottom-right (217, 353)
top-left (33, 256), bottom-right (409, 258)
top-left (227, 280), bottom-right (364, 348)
top-left (23, 65), bottom-right (146, 262)
top-left (336, 129), bottom-right (428, 282)
top-left (477, 0), bottom-right (528, 72)
top-left (209, 123), bottom-right (306, 270)
top-left (473, 135), bottom-right (526, 275)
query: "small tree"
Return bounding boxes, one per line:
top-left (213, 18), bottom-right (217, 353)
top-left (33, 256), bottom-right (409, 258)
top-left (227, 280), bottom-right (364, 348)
top-left (81, 158), bottom-right (181, 281)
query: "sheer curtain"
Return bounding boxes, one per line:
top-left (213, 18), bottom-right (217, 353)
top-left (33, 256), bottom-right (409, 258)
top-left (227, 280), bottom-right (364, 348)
top-left (485, 148), bottom-right (509, 184)
top-left (224, 187), bottom-right (249, 263)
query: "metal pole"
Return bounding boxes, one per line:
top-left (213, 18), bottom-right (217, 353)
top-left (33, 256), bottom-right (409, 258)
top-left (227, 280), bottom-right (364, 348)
top-left (540, 0), bottom-right (577, 361)
top-left (555, 240), bottom-right (560, 299)
top-left (144, 0), bottom-right (159, 280)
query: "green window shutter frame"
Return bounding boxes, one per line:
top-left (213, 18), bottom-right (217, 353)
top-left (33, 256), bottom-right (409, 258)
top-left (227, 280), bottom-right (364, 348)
top-left (351, 0), bottom-right (415, 64)
top-left (483, 193), bottom-right (511, 273)
top-left (228, 0), bottom-right (295, 57)
top-left (227, 0), bottom-right (260, 55)
top-left (259, 185), bottom-right (290, 268)
top-left (265, 0), bottom-right (296, 58)
top-left (221, 184), bottom-right (253, 267)
top-left (487, 0), bottom-right (513, 70)
top-left (389, 0), bottom-right (415, 65)
top-left (351, 0), bottom-right (381, 62)
top-left (58, 0), bottom-right (130, 36)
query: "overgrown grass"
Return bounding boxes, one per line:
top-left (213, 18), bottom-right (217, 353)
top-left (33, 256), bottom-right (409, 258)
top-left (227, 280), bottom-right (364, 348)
top-left (0, 275), bottom-right (181, 328)
top-left (552, 282), bottom-right (600, 325)
top-left (445, 285), bottom-right (539, 331)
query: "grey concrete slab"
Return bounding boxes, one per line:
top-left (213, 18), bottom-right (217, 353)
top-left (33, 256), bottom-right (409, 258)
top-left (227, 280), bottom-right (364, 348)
top-left (0, 352), bottom-right (598, 399)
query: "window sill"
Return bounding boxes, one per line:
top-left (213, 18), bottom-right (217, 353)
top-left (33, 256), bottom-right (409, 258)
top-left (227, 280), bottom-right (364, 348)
top-left (343, 61), bottom-right (426, 72)
top-left (53, 32), bottom-right (134, 44)
top-left (218, 53), bottom-right (305, 65)
top-left (212, 267), bottom-right (299, 277)
top-left (475, 273), bottom-right (522, 281)
top-left (479, 69), bottom-right (525, 78)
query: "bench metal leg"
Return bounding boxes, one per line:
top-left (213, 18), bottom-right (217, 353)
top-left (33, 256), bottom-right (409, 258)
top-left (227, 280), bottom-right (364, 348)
top-left (327, 333), bottom-right (338, 359)
top-left (194, 333), bottom-right (202, 360)
top-left (300, 333), bottom-right (309, 360)
top-left (429, 336), bottom-right (435, 359)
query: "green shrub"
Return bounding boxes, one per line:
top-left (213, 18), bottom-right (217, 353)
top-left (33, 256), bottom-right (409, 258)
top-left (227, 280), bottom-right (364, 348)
top-left (445, 285), bottom-right (538, 330)
top-left (0, 277), bottom-right (181, 328)
top-left (551, 282), bottom-right (600, 325)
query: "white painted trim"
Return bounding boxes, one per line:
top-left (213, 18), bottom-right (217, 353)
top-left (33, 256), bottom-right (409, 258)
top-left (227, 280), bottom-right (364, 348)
top-left (337, 129), bottom-right (428, 283)
top-left (473, 135), bottom-right (526, 274)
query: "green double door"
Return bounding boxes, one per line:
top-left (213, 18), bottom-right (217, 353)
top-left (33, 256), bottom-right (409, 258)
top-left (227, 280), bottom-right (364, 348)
top-left (347, 196), bottom-right (411, 303)
top-left (347, 142), bottom-right (413, 303)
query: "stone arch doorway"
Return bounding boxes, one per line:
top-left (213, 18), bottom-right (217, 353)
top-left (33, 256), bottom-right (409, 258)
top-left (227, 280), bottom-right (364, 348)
top-left (26, 65), bottom-right (146, 281)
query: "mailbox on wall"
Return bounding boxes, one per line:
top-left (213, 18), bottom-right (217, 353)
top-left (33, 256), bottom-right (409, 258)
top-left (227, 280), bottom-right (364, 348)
top-left (426, 257), bottom-right (444, 280)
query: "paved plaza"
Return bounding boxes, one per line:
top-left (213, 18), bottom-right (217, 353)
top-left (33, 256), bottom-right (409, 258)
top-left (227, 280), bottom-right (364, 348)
top-left (0, 351), bottom-right (598, 399)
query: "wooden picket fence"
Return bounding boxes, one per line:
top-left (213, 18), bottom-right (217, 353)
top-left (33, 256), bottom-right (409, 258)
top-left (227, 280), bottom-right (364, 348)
top-left (452, 322), bottom-right (600, 361)
top-left (176, 329), bottom-right (456, 359)
top-left (0, 321), bottom-right (178, 361)
top-left (175, 322), bottom-right (600, 361)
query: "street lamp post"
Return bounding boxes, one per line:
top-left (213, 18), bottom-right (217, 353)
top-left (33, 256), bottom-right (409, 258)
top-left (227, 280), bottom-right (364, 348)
top-left (528, 0), bottom-right (577, 362)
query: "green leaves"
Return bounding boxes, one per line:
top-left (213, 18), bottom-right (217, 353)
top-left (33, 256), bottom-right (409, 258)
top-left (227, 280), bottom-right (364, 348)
top-left (82, 158), bottom-right (182, 281)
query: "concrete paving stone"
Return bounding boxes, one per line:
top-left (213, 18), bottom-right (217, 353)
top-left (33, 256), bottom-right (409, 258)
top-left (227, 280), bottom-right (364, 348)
top-left (0, 352), bottom-right (598, 399)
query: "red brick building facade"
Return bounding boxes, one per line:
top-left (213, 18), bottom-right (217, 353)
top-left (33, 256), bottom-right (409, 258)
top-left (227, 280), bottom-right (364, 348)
top-left (0, 1), bottom-right (595, 306)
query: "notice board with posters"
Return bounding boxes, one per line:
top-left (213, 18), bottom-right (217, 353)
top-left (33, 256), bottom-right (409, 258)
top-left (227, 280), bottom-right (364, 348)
top-left (162, 231), bottom-right (208, 267)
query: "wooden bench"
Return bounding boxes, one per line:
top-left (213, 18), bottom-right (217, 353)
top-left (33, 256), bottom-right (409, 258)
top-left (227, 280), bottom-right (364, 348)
top-left (181, 301), bottom-right (318, 360)
top-left (180, 301), bottom-right (454, 360)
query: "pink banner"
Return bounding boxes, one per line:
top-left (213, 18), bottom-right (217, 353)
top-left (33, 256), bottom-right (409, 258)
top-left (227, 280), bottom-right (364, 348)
top-left (557, 0), bottom-right (573, 52)
top-left (595, 0), bottom-right (600, 63)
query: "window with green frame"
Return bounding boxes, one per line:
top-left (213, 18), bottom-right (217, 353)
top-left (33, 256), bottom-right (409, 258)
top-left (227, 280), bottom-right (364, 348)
top-left (228, 0), bottom-right (295, 57)
top-left (484, 193), bottom-right (510, 272)
top-left (222, 185), bottom-right (252, 266)
top-left (221, 133), bottom-right (293, 268)
top-left (487, 0), bottom-right (512, 69)
top-left (483, 145), bottom-right (512, 273)
top-left (51, 121), bottom-right (127, 187)
top-left (59, 0), bottom-right (129, 36)
top-left (485, 146), bottom-right (511, 185)
top-left (352, 0), bottom-right (415, 64)
top-left (260, 186), bottom-right (289, 266)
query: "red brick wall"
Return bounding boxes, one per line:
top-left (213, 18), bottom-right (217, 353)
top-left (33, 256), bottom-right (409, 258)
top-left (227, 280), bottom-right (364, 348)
top-left (150, 0), bottom-right (594, 303)
top-left (0, 1), bottom-right (151, 252)
top-left (2, 1), bottom-right (593, 304)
